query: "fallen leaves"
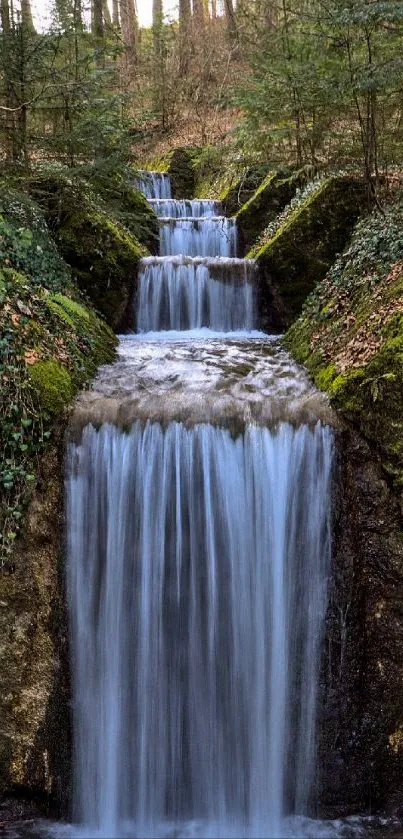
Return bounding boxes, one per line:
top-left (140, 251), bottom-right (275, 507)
top-left (24, 349), bottom-right (39, 366)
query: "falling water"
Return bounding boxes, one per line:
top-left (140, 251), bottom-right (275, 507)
top-left (135, 170), bottom-right (172, 200)
top-left (66, 171), bottom-right (335, 839)
top-left (137, 257), bottom-right (255, 332)
top-left (67, 421), bottom-right (333, 839)
top-left (148, 199), bottom-right (222, 218)
top-left (159, 217), bottom-right (237, 257)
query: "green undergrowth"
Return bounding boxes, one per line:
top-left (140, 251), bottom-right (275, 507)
top-left (0, 187), bottom-right (73, 293)
top-left (0, 190), bottom-right (117, 568)
top-left (285, 192), bottom-right (403, 483)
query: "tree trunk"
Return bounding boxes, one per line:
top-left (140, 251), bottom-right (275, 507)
top-left (179, 0), bottom-right (191, 72)
top-left (121, 0), bottom-right (138, 59)
top-left (21, 0), bottom-right (34, 29)
top-left (92, 0), bottom-right (103, 38)
top-left (0, 0), bottom-right (11, 32)
top-left (152, 0), bottom-right (163, 54)
top-left (112, 0), bottom-right (119, 27)
top-left (223, 0), bottom-right (238, 43)
top-left (102, 0), bottom-right (111, 27)
top-left (193, 0), bottom-right (205, 30)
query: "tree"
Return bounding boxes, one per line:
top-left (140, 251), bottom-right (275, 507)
top-left (223, 0), bottom-right (238, 43)
top-left (179, 0), bottom-right (191, 71)
top-left (92, 0), bottom-right (103, 38)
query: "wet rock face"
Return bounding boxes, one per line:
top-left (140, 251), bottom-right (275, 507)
top-left (319, 426), bottom-right (403, 815)
top-left (0, 441), bottom-right (70, 815)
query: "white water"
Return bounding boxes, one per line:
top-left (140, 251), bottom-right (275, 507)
top-left (159, 217), bottom-right (237, 257)
top-left (135, 170), bottom-right (172, 200)
top-left (137, 257), bottom-right (255, 332)
top-left (66, 172), bottom-right (336, 839)
top-left (148, 199), bottom-right (222, 218)
top-left (67, 421), bottom-right (333, 838)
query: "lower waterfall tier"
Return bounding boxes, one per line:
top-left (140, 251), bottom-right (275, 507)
top-left (67, 420), bottom-right (333, 838)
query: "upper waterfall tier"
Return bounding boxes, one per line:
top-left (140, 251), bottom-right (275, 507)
top-left (135, 171), bottom-right (172, 200)
top-left (137, 256), bottom-right (255, 333)
top-left (148, 199), bottom-right (222, 218)
top-left (159, 217), bottom-right (237, 258)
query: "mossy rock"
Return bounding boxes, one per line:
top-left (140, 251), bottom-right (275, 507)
top-left (58, 208), bottom-right (144, 330)
top-left (86, 168), bottom-right (159, 253)
top-left (47, 292), bottom-right (117, 381)
top-left (28, 360), bottom-right (73, 415)
top-left (167, 148), bottom-right (198, 199)
top-left (25, 172), bottom-right (147, 330)
top-left (255, 175), bottom-right (368, 331)
top-left (236, 169), bottom-right (298, 252)
top-left (219, 165), bottom-right (272, 216)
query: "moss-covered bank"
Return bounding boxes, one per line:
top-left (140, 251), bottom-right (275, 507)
top-left (0, 187), bottom-right (117, 809)
top-left (285, 195), bottom-right (403, 483)
top-left (254, 175), bottom-right (368, 331)
top-left (235, 169), bottom-right (300, 252)
top-left (285, 193), bottom-right (403, 813)
top-left (145, 147), bottom-right (199, 199)
top-left (22, 169), bottom-right (150, 331)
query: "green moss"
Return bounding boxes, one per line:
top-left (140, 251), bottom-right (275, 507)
top-left (88, 168), bottom-right (159, 252)
top-left (28, 360), bottom-right (73, 415)
top-left (256, 176), bottom-right (368, 330)
top-left (58, 208), bottom-right (144, 329)
top-left (24, 171), bottom-right (147, 330)
top-left (47, 292), bottom-right (117, 382)
top-left (285, 196), bottom-right (403, 483)
top-left (51, 292), bottom-right (90, 321)
top-left (315, 364), bottom-right (337, 391)
top-left (144, 148), bottom-right (199, 199)
top-left (2, 267), bottom-right (28, 288)
top-left (47, 299), bottom-right (76, 330)
top-left (236, 169), bottom-right (298, 252)
top-left (168, 148), bottom-right (198, 199)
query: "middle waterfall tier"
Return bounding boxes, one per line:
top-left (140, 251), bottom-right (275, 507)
top-left (159, 217), bottom-right (237, 257)
top-left (148, 199), bottom-right (222, 218)
top-left (136, 257), bottom-right (256, 333)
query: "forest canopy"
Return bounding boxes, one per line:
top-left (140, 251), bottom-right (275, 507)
top-left (0, 0), bottom-right (402, 192)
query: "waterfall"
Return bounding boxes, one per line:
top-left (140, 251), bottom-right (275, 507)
top-left (137, 257), bottom-right (255, 332)
top-left (159, 217), bottom-right (237, 258)
top-left (67, 422), bottom-right (333, 839)
top-left (135, 171), bottom-right (172, 200)
top-left (66, 171), bottom-right (334, 839)
top-left (148, 199), bottom-right (222, 218)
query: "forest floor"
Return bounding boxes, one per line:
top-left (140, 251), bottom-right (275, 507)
top-left (134, 106), bottom-right (240, 164)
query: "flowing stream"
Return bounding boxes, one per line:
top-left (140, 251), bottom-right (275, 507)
top-left (65, 171), bottom-right (336, 838)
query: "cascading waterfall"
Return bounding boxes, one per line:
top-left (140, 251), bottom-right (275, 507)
top-left (135, 170), bottom-right (172, 200)
top-left (67, 422), bottom-right (333, 839)
top-left (148, 199), bottom-right (222, 218)
top-left (137, 256), bottom-right (255, 332)
top-left (66, 171), bottom-right (334, 839)
top-left (159, 217), bottom-right (237, 257)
